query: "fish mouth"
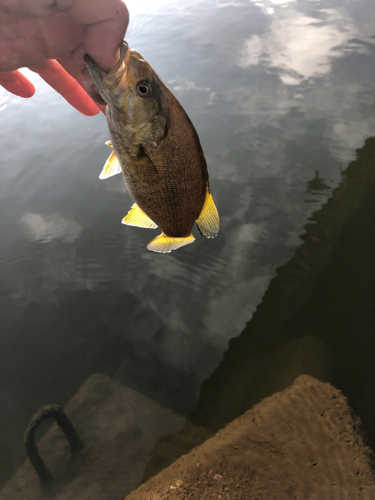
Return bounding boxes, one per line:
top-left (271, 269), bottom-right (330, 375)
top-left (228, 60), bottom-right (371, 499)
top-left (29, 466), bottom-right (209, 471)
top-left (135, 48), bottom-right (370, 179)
top-left (84, 41), bottom-right (129, 103)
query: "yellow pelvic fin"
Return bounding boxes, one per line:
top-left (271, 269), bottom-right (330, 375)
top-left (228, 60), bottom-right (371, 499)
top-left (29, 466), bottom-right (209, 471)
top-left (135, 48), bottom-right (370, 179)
top-left (196, 189), bottom-right (220, 238)
top-left (105, 140), bottom-right (113, 147)
top-left (99, 150), bottom-right (122, 179)
top-left (122, 204), bottom-right (157, 229)
top-left (147, 233), bottom-right (195, 253)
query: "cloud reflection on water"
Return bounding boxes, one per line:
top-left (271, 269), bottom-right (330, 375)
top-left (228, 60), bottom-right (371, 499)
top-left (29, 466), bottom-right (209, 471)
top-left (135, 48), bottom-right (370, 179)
top-left (21, 212), bottom-right (82, 244)
top-left (240, 6), bottom-right (368, 84)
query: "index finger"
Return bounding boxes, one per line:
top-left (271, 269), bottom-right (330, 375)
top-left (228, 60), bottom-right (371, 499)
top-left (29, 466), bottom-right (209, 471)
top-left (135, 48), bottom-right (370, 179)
top-left (30, 59), bottom-right (101, 116)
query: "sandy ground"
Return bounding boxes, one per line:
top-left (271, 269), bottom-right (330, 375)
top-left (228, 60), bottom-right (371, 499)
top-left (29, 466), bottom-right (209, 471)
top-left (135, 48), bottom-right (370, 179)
top-left (125, 375), bottom-right (375, 500)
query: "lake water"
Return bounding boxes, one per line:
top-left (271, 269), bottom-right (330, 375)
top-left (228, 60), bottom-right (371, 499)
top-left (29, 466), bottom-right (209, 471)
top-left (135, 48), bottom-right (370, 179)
top-left (1, 0), bottom-right (375, 495)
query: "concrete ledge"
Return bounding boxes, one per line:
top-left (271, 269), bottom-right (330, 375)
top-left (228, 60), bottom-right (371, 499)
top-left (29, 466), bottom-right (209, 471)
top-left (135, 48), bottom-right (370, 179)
top-left (0, 374), bottom-right (184, 500)
top-left (125, 375), bottom-right (375, 500)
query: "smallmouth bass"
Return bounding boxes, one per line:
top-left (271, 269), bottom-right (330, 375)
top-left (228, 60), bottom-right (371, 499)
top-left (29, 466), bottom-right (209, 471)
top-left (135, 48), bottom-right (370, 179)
top-left (84, 41), bottom-right (219, 253)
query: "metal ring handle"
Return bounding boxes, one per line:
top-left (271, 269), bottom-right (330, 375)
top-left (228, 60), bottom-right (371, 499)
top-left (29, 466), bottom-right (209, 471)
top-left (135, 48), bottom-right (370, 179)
top-left (24, 404), bottom-right (84, 486)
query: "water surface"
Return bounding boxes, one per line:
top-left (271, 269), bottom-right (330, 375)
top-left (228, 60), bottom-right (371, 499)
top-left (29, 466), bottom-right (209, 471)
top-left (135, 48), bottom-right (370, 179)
top-left (1, 0), bottom-right (375, 494)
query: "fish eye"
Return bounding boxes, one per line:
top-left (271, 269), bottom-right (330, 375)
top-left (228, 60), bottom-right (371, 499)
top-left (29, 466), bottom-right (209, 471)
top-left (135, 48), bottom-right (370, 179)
top-left (137, 81), bottom-right (152, 97)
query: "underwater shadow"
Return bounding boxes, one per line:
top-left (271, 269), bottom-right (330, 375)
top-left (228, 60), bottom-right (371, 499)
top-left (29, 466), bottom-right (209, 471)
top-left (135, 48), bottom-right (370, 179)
top-left (142, 134), bottom-right (375, 481)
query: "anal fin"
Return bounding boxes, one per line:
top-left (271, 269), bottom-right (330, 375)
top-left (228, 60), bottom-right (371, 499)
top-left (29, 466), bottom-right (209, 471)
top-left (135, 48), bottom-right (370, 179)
top-left (147, 233), bottom-right (195, 253)
top-left (122, 204), bottom-right (157, 229)
top-left (196, 189), bottom-right (220, 238)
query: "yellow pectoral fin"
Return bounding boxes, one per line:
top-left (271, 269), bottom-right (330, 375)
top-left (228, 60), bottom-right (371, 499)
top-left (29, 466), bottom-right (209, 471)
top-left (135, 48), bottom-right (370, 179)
top-left (122, 204), bottom-right (157, 229)
top-left (196, 190), bottom-right (220, 238)
top-left (147, 233), bottom-right (195, 253)
top-left (105, 140), bottom-right (113, 147)
top-left (99, 150), bottom-right (122, 179)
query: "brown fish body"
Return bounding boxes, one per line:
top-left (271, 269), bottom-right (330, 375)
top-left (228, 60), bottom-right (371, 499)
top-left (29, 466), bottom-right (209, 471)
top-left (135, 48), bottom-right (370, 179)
top-left (85, 42), bottom-right (219, 252)
top-left (109, 88), bottom-right (208, 237)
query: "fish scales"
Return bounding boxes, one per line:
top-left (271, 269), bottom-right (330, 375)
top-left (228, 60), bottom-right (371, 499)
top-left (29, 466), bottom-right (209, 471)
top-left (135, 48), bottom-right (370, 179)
top-left (142, 108), bottom-right (207, 236)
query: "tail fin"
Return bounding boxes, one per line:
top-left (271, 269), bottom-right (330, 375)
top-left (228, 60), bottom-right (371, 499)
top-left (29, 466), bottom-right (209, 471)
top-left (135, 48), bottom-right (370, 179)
top-left (147, 233), bottom-right (195, 253)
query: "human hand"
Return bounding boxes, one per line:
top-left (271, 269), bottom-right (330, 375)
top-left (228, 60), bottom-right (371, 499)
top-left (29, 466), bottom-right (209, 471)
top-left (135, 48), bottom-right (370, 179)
top-left (0, 0), bottom-right (129, 115)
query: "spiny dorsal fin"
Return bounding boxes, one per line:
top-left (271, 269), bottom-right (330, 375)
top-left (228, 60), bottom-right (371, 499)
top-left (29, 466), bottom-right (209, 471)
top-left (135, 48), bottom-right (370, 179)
top-left (99, 150), bottom-right (122, 179)
top-left (122, 204), bottom-right (157, 229)
top-left (147, 233), bottom-right (195, 253)
top-left (196, 189), bottom-right (220, 238)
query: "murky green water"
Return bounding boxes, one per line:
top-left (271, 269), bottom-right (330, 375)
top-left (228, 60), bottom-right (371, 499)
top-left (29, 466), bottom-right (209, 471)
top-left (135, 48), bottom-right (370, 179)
top-left (1, 0), bottom-right (374, 495)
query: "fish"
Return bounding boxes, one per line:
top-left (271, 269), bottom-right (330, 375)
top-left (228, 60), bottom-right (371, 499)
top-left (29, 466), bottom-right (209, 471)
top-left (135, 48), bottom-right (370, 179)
top-left (84, 41), bottom-right (219, 253)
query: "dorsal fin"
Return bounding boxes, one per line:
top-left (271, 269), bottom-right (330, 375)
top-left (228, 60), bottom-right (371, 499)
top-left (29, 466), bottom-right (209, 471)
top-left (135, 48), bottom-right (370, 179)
top-left (122, 204), bottom-right (157, 229)
top-left (147, 233), bottom-right (195, 253)
top-left (196, 189), bottom-right (220, 238)
top-left (99, 149), bottom-right (122, 179)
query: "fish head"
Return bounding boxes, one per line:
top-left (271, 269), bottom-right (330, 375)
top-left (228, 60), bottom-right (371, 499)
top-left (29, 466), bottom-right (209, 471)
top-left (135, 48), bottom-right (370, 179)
top-left (84, 41), bottom-right (167, 146)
